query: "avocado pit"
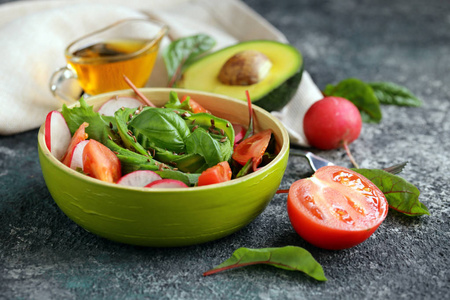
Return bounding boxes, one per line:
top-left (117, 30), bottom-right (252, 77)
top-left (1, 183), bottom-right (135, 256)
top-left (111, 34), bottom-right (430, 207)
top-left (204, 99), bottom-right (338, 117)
top-left (218, 50), bottom-right (272, 86)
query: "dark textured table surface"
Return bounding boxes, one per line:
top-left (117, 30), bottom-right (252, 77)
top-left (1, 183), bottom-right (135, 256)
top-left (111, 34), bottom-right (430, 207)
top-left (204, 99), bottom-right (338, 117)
top-left (1, 0), bottom-right (449, 299)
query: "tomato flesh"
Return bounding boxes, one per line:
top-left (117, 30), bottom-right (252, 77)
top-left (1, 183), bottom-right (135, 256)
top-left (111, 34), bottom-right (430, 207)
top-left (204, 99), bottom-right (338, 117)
top-left (61, 122), bottom-right (89, 166)
top-left (82, 139), bottom-right (121, 183)
top-left (287, 166), bottom-right (388, 250)
top-left (232, 129), bottom-right (272, 167)
top-left (197, 161), bottom-right (232, 186)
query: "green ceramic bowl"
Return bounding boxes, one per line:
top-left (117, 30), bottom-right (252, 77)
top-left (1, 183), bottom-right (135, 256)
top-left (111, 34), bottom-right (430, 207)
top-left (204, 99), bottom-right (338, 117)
top-left (38, 88), bottom-right (289, 247)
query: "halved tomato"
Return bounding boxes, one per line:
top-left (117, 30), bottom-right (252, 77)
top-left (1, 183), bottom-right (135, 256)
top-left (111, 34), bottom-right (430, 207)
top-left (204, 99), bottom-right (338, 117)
top-left (181, 95), bottom-right (210, 114)
top-left (82, 139), bottom-right (121, 183)
top-left (61, 122), bottom-right (89, 166)
top-left (287, 166), bottom-right (388, 250)
top-left (197, 161), bottom-right (232, 186)
top-left (232, 129), bottom-right (272, 169)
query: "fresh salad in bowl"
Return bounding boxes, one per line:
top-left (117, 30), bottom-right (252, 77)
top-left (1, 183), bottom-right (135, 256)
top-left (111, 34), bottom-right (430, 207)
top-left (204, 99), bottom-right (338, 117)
top-left (45, 91), bottom-right (278, 188)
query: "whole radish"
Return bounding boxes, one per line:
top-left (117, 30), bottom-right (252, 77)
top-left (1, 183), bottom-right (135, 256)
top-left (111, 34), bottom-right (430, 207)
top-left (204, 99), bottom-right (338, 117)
top-left (303, 96), bottom-right (362, 167)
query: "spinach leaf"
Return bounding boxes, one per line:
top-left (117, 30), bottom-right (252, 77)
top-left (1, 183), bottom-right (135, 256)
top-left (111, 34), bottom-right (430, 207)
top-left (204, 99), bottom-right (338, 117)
top-left (164, 91), bottom-right (192, 111)
top-left (129, 108), bottom-right (190, 153)
top-left (353, 168), bottom-right (430, 216)
top-left (324, 78), bottom-right (382, 123)
top-left (369, 81), bottom-right (423, 107)
top-left (114, 107), bottom-right (148, 156)
top-left (61, 97), bottom-right (118, 144)
top-left (163, 34), bottom-right (216, 87)
top-left (203, 246), bottom-right (327, 281)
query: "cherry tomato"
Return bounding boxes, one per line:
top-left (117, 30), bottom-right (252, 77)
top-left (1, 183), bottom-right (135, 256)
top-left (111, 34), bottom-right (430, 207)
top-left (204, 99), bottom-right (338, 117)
top-left (287, 166), bottom-right (388, 250)
top-left (232, 129), bottom-right (272, 168)
top-left (61, 122), bottom-right (89, 167)
top-left (181, 95), bottom-right (210, 114)
top-left (82, 139), bottom-right (121, 183)
top-left (197, 161), bottom-right (232, 186)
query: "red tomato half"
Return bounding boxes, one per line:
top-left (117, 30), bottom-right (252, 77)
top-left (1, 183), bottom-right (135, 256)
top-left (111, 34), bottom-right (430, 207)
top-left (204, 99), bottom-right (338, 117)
top-left (61, 122), bottom-right (89, 167)
top-left (287, 166), bottom-right (388, 250)
top-left (232, 129), bottom-right (272, 167)
top-left (197, 161), bottom-right (232, 186)
top-left (181, 95), bottom-right (210, 114)
top-left (82, 140), bottom-right (121, 183)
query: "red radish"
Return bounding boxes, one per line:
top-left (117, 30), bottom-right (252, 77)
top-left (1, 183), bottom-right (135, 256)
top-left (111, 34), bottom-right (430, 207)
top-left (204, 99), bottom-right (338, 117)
top-left (69, 140), bottom-right (89, 170)
top-left (61, 122), bottom-right (89, 166)
top-left (232, 123), bottom-right (246, 146)
top-left (97, 96), bottom-right (143, 116)
top-left (44, 111), bottom-right (71, 160)
top-left (303, 97), bottom-right (362, 167)
top-left (145, 179), bottom-right (188, 188)
top-left (117, 170), bottom-right (162, 187)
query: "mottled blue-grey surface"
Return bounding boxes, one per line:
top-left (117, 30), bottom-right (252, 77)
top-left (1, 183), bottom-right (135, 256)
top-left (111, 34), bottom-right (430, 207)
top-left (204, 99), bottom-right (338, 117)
top-left (1, 0), bottom-right (449, 299)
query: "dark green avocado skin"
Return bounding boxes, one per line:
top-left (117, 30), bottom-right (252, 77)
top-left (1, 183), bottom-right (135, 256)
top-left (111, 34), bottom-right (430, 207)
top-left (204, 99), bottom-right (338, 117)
top-left (254, 64), bottom-right (304, 112)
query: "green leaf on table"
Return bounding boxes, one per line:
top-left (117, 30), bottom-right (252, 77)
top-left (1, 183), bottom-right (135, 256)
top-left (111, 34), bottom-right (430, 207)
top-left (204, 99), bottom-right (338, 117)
top-left (353, 168), bottom-right (430, 216)
top-left (163, 34), bottom-right (216, 87)
top-left (369, 81), bottom-right (423, 107)
top-left (203, 246), bottom-right (327, 281)
top-left (323, 78), bottom-right (382, 123)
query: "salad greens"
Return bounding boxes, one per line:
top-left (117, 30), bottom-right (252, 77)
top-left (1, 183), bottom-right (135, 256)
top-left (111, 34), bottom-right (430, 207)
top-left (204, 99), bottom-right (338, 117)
top-left (61, 91), bottom-right (236, 184)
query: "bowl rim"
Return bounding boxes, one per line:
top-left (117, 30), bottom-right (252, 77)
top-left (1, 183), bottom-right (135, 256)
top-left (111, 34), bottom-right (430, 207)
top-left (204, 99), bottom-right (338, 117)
top-left (38, 87), bottom-right (290, 193)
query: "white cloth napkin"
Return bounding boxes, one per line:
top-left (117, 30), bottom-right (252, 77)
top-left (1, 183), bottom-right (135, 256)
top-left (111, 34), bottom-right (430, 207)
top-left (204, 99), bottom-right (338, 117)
top-left (0, 0), bottom-right (323, 146)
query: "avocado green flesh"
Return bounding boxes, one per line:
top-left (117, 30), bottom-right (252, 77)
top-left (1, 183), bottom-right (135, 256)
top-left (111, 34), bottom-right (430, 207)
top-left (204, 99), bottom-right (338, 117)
top-left (178, 40), bottom-right (303, 112)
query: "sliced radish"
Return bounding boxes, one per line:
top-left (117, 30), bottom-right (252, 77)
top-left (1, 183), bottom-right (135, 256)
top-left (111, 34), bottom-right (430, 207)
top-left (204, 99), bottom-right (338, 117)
top-left (232, 123), bottom-right (246, 146)
top-left (69, 140), bottom-right (89, 170)
top-left (145, 179), bottom-right (188, 189)
top-left (44, 110), bottom-right (71, 160)
top-left (97, 96), bottom-right (143, 116)
top-left (117, 170), bottom-right (162, 187)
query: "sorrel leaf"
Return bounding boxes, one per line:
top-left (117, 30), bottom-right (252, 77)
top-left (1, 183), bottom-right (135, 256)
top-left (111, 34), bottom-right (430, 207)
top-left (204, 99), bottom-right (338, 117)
top-left (163, 34), bottom-right (216, 87)
top-left (203, 246), bottom-right (327, 281)
top-left (353, 168), bottom-right (430, 216)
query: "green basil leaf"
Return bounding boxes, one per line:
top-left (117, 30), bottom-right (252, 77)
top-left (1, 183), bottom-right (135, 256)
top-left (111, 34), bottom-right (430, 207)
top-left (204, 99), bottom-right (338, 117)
top-left (129, 108), bottom-right (190, 153)
top-left (163, 34), bottom-right (215, 87)
top-left (369, 81), bottom-right (423, 107)
top-left (203, 246), bottom-right (327, 281)
top-left (323, 78), bottom-right (382, 123)
top-left (353, 168), bottom-right (430, 216)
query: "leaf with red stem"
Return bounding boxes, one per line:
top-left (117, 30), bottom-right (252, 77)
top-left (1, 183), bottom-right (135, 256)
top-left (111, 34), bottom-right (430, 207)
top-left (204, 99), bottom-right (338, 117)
top-left (242, 90), bottom-right (254, 140)
top-left (203, 246), bottom-right (327, 281)
top-left (123, 75), bottom-right (156, 107)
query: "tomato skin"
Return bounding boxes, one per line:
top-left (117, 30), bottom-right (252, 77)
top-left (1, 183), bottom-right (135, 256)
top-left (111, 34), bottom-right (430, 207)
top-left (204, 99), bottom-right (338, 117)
top-left (61, 122), bottom-right (89, 166)
top-left (82, 139), bottom-right (121, 183)
top-left (181, 95), bottom-right (210, 114)
top-left (197, 161), bottom-right (232, 186)
top-left (232, 129), bottom-right (272, 167)
top-left (287, 166), bottom-right (388, 250)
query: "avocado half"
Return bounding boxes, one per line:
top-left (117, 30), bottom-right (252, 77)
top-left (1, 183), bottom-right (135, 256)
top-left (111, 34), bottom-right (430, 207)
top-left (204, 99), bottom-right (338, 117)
top-left (177, 40), bottom-right (303, 112)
